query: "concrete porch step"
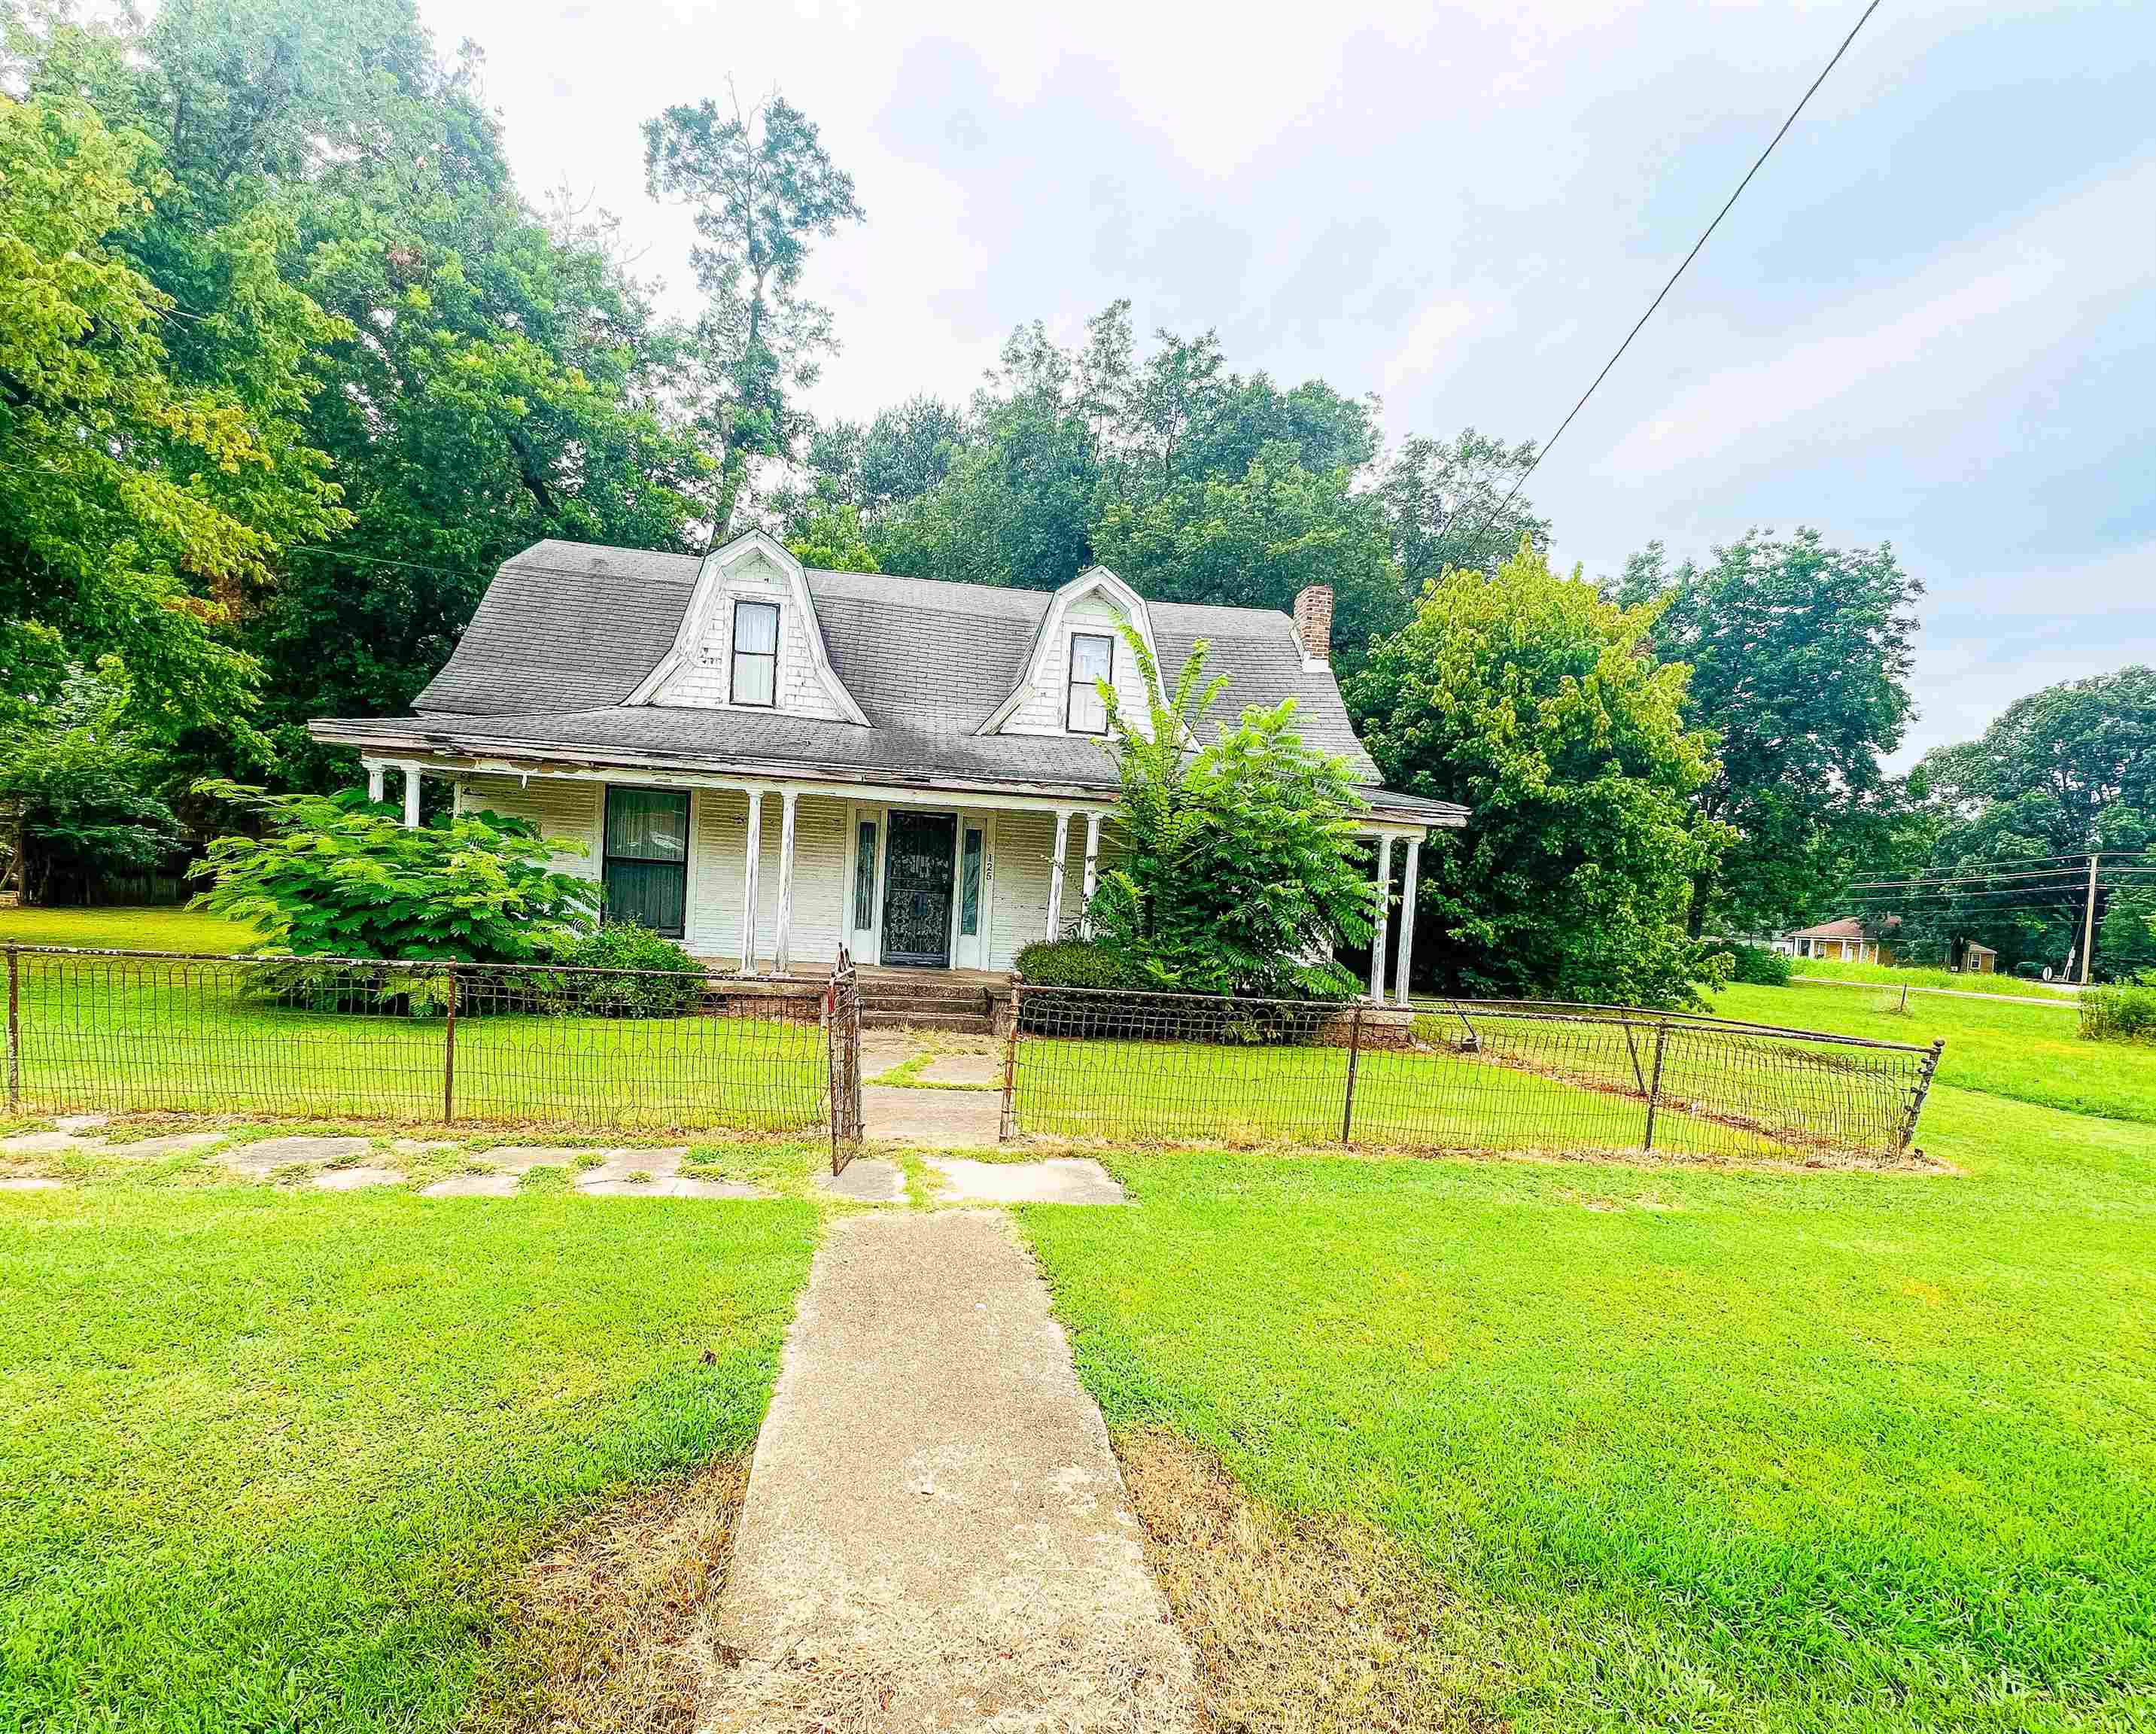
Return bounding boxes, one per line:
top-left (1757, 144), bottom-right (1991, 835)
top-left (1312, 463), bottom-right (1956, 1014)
top-left (862, 1010), bottom-right (995, 1033)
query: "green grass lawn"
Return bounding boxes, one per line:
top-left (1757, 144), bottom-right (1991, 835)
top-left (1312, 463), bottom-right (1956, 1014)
top-left (0, 1172), bottom-right (818, 1734)
top-left (3, 907), bottom-right (828, 1133)
top-left (1787, 956), bottom-right (2077, 1002)
top-left (1711, 981), bottom-right (2154, 1127)
top-left (1014, 1009), bottom-right (1929, 1164)
top-left (0, 902), bottom-right (257, 953)
top-left (1020, 986), bottom-right (2156, 1731)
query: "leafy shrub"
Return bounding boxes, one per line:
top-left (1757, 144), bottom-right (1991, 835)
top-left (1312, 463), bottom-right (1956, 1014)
top-left (2080, 979), bottom-right (2156, 1045)
top-left (1087, 630), bottom-right (1372, 1000)
top-left (537, 923), bottom-right (706, 1018)
top-left (1014, 938), bottom-right (1156, 990)
top-left (191, 783), bottom-right (598, 962)
top-left (1716, 945), bottom-right (1793, 986)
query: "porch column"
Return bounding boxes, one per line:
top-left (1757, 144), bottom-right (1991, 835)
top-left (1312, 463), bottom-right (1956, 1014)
top-left (1045, 808), bottom-right (1072, 940)
top-left (1079, 811), bottom-right (1102, 936)
top-left (740, 789), bottom-right (764, 974)
top-left (364, 761), bottom-right (385, 804)
top-left (1367, 833), bottom-right (1392, 1004)
top-left (401, 762), bottom-right (422, 829)
top-left (1394, 835), bottom-right (1420, 1006)
top-left (774, 788), bottom-right (799, 975)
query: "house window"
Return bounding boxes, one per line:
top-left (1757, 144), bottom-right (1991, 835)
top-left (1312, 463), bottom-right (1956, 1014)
top-left (853, 819), bottom-right (877, 930)
top-left (959, 826), bottom-right (984, 937)
top-left (1066, 632), bottom-right (1114, 735)
top-left (602, 786), bottom-right (689, 939)
top-left (731, 601), bottom-right (779, 707)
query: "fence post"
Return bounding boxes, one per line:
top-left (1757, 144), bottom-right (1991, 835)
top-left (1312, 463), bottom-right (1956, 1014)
top-left (1341, 1004), bottom-right (1363, 1145)
top-left (1896, 1038), bottom-right (1945, 1155)
top-left (441, 973), bottom-right (457, 1124)
top-left (999, 984), bottom-right (1021, 1142)
top-left (1642, 1020), bottom-right (1669, 1151)
top-left (5, 945), bottom-right (17, 1112)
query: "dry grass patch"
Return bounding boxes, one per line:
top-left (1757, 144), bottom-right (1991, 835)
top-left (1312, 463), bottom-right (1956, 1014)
top-left (1118, 1428), bottom-right (1501, 1733)
top-left (466, 1456), bottom-right (750, 1734)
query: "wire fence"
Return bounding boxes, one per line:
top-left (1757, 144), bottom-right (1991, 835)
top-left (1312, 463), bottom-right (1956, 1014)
top-left (4, 946), bottom-right (836, 1134)
top-left (1000, 987), bottom-right (1942, 1164)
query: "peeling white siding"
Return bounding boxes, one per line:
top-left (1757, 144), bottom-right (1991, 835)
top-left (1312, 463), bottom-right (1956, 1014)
top-left (456, 775), bottom-right (601, 879)
top-left (990, 811), bottom-right (1056, 968)
top-left (999, 594), bottom-right (1154, 738)
top-left (651, 548), bottom-right (848, 719)
top-left (683, 788), bottom-right (846, 966)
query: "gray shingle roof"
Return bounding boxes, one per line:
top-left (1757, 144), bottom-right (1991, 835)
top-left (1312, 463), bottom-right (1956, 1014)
top-left (324, 537), bottom-right (1464, 824)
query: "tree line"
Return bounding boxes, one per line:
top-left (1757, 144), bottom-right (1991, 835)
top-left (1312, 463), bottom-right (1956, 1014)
top-left (3, 0), bottom-right (2147, 990)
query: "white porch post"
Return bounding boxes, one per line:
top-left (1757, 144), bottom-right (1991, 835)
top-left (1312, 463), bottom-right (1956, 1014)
top-left (740, 789), bottom-right (764, 974)
top-left (1079, 811), bottom-right (1102, 936)
top-left (1045, 808), bottom-right (1072, 940)
top-left (401, 762), bottom-right (422, 829)
top-left (774, 788), bottom-right (799, 975)
top-left (1367, 833), bottom-right (1393, 1004)
top-left (1394, 835), bottom-right (1420, 1006)
top-left (364, 761), bottom-right (385, 804)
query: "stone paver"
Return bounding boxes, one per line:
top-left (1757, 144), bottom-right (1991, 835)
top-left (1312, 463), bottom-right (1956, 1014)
top-left (860, 1030), bottom-right (923, 1078)
top-left (928, 1155), bottom-right (1125, 1206)
top-left (914, 1051), bottom-right (1002, 1088)
top-left (467, 1143), bottom-right (607, 1175)
top-left (56, 1114), bottom-right (110, 1133)
top-left (222, 1135), bottom-right (371, 1179)
top-left (570, 1146), bottom-right (687, 1189)
top-left (0, 1176), bottom-right (65, 1192)
top-left (421, 1172), bottom-right (522, 1198)
top-left (1, 1130), bottom-right (99, 1156)
top-left (863, 1083), bottom-right (1001, 1147)
top-left (101, 1131), bottom-right (230, 1159)
top-left (814, 1155), bottom-right (907, 1203)
top-left (312, 1165), bottom-right (402, 1191)
top-left (704, 1210), bottom-right (1192, 1732)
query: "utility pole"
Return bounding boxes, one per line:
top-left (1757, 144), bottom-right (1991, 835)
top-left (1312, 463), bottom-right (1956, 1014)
top-left (2081, 852), bottom-right (2101, 986)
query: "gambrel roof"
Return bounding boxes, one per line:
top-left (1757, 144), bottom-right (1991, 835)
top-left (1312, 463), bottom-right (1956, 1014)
top-left (311, 536), bottom-right (1466, 828)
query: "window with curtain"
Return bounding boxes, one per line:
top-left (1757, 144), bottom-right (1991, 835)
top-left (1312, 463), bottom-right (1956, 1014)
top-left (602, 787), bottom-right (689, 938)
top-left (853, 819), bottom-right (877, 930)
top-left (959, 826), bottom-right (983, 936)
top-left (731, 600), bottom-right (780, 707)
top-left (1066, 632), bottom-right (1113, 734)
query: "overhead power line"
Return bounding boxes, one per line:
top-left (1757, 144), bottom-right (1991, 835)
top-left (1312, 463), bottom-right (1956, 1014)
top-left (1447, 0), bottom-right (1884, 554)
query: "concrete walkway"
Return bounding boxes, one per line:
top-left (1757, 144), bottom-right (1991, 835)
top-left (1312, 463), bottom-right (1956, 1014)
top-left (703, 1211), bottom-right (1192, 1732)
top-left (863, 1083), bottom-right (1002, 1147)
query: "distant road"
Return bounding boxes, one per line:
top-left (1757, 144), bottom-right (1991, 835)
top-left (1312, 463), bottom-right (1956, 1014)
top-left (1787, 975), bottom-right (2079, 1010)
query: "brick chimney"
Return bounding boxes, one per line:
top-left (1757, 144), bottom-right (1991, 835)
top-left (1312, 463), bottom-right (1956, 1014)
top-left (1291, 583), bottom-right (1333, 667)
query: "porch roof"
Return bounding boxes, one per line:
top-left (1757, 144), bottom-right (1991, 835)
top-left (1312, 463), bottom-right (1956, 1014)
top-left (313, 708), bottom-right (1466, 829)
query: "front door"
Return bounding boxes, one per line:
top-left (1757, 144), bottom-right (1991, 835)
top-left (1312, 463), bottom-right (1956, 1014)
top-left (881, 811), bottom-right (956, 967)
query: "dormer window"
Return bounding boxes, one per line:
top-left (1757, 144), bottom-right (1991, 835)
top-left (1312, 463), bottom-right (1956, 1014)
top-left (731, 600), bottom-right (779, 707)
top-left (1066, 632), bottom-right (1114, 735)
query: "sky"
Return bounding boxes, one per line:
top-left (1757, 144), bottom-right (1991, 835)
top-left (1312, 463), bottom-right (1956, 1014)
top-left (413, 0), bottom-right (2156, 762)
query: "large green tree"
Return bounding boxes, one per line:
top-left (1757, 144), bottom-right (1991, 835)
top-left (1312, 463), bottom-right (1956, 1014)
top-left (1610, 529), bottom-right (1921, 935)
top-left (8, 0), bottom-right (722, 789)
top-left (0, 67), bottom-right (344, 741)
top-left (643, 87), bottom-right (864, 541)
top-left (1349, 544), bottom-right (1726, 1006)
top-left (1894, 666), bottom-right (2156, 977)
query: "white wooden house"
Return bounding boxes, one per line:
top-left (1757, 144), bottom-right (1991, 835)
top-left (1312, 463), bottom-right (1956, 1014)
top-left (309, 531), bottom-right (1463, 1003)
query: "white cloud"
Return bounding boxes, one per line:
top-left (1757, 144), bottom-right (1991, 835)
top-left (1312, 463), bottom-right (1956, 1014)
top-left (1382, 297), bottom-right (1484, 396)
top-left (1599, 153), bottom-right (2156, 483)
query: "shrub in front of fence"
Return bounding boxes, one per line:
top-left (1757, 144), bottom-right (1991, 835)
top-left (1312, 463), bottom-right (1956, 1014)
top-left (531, 924), bottom-right (705, 1017)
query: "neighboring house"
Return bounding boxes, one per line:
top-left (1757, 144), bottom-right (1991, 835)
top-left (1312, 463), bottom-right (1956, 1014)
top-left (1789, 917), bottom-right (1899, 964)
top-left (309, 531), bottom-right (1463, 1003)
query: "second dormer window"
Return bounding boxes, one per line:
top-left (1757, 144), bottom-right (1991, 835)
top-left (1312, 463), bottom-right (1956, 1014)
top-left (1066, 632), bottom-right (1114, 735)
top-left (731, 600), bottom-right (779, 707)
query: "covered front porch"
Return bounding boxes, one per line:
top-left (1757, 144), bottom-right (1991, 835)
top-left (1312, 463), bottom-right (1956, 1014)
top-left (362, 756), bottom-right (1434, 1005)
